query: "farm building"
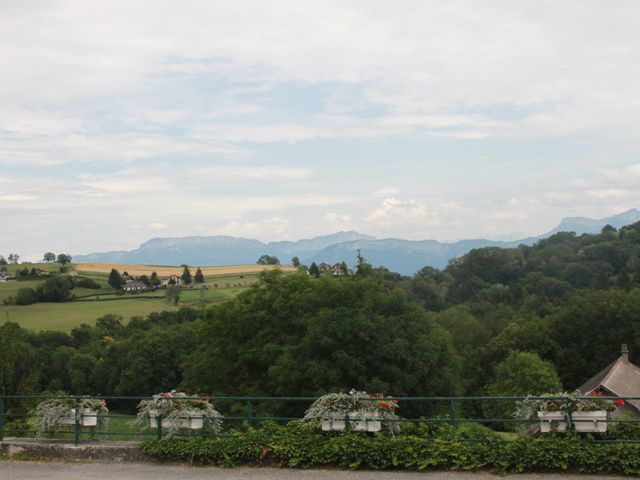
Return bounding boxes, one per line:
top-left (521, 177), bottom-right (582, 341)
top-left (577, 344), bottom-right (640, 415)
top-left (123, 280), bottom-right (147, 292)
top-left (161, 275), bottom-right (183, 287)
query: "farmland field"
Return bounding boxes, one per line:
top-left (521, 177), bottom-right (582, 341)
top-left (0, 262), bottom-right (286, 331)
top-left (75, 263), bottom-right (292, 277)
top-left (0, 298), bottom-right (177, 331)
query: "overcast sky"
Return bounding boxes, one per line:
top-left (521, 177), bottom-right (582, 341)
top-left (2, 1), bottom-right (640, 259)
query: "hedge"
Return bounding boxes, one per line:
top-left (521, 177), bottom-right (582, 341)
top-left (140, 423), bottom-right (640, 475)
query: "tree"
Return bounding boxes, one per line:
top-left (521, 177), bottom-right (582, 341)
top-left (43, 252), bottom-right (56, 263)
top-left (257, 255), bottom-right (280, 265)
top-left (483, 351), bottom-right (562, 422)
top-left (291, 256), bottom-right (300, 268)
top-left (0, 322), bottom-right (39, 396)
top-left (182, 271), bottom-right (461, 417)
top-left (15, 288), bottom-right (38, 305)
top-left (0, 256), bottom-right (6, 265)
top-left (37, 275), bottom-right (73, 302)
top-left (7, 254), bottom-right (19, 264)
top-left (108, 268), bottom-right (124, 290)
top-left (308, 262), bottom-right (320, 277)
top-left (194, 267), bottom-right (205, 284)
top-left (182, 265), bottom-right (192, 285)
top-left (56, 253), bottom-right (72, 265)
top-left (355, 249), bottom-right (373, 277)
top-left (150, 271), bottom-right (160, 286)
top-left (165, 285), bottom-right (180, 305)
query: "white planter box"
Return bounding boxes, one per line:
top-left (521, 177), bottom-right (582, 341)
top-left (59, 408), bottom-right (99, 427)
top-left (349, 413), bottom-right (367, 431)
top-left (149, 410), bottom-right (204, 430)
top-left (321, 419), bottom-right (345, 431)
top-left (81, 408), bottom-right (98, 427)
top-left (572, 410), bottom-right (608, 433)
top-left (538, 411), bottom-right (567, 433)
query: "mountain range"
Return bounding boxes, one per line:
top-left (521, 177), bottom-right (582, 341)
top-left (75, 209), bottom-right (640, 275)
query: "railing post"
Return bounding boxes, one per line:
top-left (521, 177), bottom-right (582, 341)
top-left (345, 412), bottom-right (350, 431)
top-left (449, 399), bottom-right (457, 427)
top-left (567, 398), bottom-right (574, 431)
top-left (74, 396), bottom-right (81, 446)
top-left (0, 397), bottom-right (4, 442)
top-left (246, 400), bottom-right (253, 425)
top-left (156, 414), bottom-right (162, 440)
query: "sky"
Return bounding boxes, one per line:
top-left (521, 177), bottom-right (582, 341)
top-left (2, 1), bottom-right (640, 260)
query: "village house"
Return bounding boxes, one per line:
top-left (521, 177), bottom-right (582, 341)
top-left (331, 263), bottom-right (345, 276)
top-left (0, 272), bottom-right (15, 283)
top-left (161, 275), bottom-right (184, 288)
top-left (318, 262), bottom-right (332, 273)
top-left (578, 344), bottom-right (640, 415)
top-left (36, 268), bottom-right (50, 276)
top-left (123, 280), bottom-right (147, 292)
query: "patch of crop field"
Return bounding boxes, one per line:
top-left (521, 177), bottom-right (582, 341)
top-left (0, 299), bottom-right (177, 332)
top-left (178, 286), bottom-right (242, 304)
top-left (75, 263), bottom-right (293, 277)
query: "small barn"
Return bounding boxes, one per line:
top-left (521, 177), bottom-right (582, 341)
top-left (577, 345), bottom-right (640, 415)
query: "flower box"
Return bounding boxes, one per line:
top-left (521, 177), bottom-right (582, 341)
top-left (321, 419), bottom-right (345, 431)
top-left (537, 411), bottom-right (567, 432)
top-left (349, 412), bottom-right (367, 431)
top-left (59, 408), bottom-right (99, 427)
top-left (572, 410), bottom-right (607, 433)
top-left (148, 409), bottom-right (205, 430)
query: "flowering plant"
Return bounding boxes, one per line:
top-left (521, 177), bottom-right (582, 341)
top-left (514, 391), bottom-right (616, 432)
top-left (36, 397), bottom-right (108, 436)
top-left (134, 390), bottom-right (223, 433)
top-left (303, 389), bottom-right (400, 433)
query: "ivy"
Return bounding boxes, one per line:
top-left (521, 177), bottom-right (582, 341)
top-left (138, 423), bottom-right (640, 475)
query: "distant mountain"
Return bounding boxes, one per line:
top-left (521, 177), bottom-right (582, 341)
top-left (544, 208), bottom-right (640, 236)
top-left (75, 209), bottom-right (640, 275)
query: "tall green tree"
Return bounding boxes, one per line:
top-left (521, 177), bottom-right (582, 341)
top-left (483, 350), bottom-right (562, 421)
top-left (0, 322), bottom-right (39, 395)
top-left (108, 268), bottom-right (124, 290)
top-left (43, 252), bottom-right (56, 262)
top-left (291, 256), bottom-right (300, 268)
top-left (194, 267), bottom-right (205, 284)
top-left (183, 271), bottom-right (461, 415)
top-left (182, 265), bottom-right (192, 285)
top-left (308, 262), bottom-right (320, 277)
top-left (56, 253), bottom-right (72, 265)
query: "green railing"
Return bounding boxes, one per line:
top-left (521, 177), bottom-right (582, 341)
top-left (1, 395), bottom-right (640, 445)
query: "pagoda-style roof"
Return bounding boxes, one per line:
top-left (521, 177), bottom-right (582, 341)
top-left (578, 345), bottom-right (640, 411)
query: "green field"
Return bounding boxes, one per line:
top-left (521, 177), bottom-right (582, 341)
top-left (0, 299), bottom-right (178, 331)
top-left (0, 263), bottom-right (267, 331)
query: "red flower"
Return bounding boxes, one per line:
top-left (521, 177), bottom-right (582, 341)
top-left (614, 399), bottom-right (625, 406)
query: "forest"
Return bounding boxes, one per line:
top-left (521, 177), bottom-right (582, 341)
top-left (2, 221), bottom-right (640, 416)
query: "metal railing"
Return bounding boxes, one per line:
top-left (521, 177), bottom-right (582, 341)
top-left (1, 395), bottom-right (640, 445)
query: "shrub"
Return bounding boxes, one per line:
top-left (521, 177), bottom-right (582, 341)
top-left (139, 423), bottom-right (640, 474)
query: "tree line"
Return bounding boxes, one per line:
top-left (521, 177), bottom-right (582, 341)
top-left (2, 221), bottom-right (640, 419)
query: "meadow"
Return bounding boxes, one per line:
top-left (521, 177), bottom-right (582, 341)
top-left (0, 262), bottom-right (286, 331)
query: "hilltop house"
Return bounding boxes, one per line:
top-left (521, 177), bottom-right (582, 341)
top-left (161, 275), bottom-right (183, 288)
top-left (35, 268), bottom-right (50, 276)
top-left (577, 345), bottom-right (640, 415)
top-left (123, 280), bottom-right (147, 292)
top-left (318, 263), bottom-right (332, 273)
top-left (331, 263), bottom-right (346, 276)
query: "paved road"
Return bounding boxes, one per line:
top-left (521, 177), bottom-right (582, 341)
top-left (0, 462), bottom-right (632, 480)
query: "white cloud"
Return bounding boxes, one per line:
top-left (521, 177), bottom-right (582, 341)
top-left (0, 194), bottom-right (38, 202)
top-left (217, 217), bottom-right (291, 240)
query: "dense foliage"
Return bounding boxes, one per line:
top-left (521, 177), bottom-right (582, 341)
top-left (2, 221), bottom-right (640, 423)
top-left (140, 422), bottom-right (640, 475)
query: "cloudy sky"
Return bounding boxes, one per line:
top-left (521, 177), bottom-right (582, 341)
top-left (2, 1), bottom-right (640, 259)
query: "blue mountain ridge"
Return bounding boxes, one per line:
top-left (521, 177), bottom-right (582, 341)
top-left (74, 209), bottom-right (640, 275)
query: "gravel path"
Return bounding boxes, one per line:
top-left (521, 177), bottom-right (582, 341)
top-left (0, 462), bottom-right (632, 480)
